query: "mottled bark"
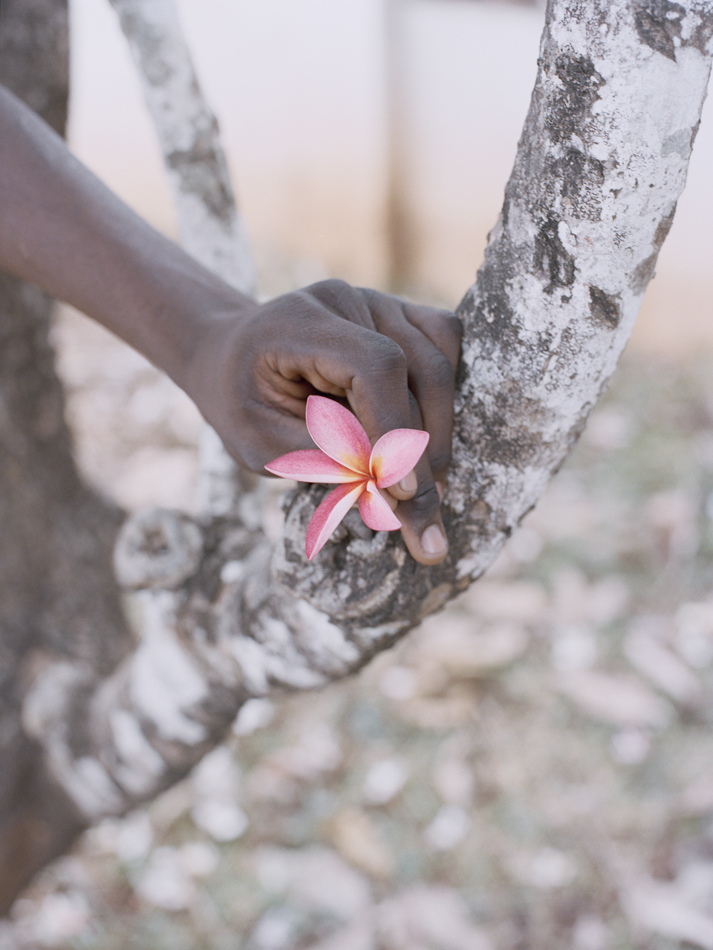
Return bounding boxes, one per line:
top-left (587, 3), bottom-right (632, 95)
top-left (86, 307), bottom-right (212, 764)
top-left (0, 0), bottom-right (132, 915)
top-left (4, 0), bottom-right (713, 912)
top-left (23, 0), bottom-right (712, 831)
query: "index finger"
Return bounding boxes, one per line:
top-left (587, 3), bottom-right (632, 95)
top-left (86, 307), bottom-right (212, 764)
top-left (261, 299), bottom-right (447, 562)
top-left (355, 293), bottom-right (461, 489)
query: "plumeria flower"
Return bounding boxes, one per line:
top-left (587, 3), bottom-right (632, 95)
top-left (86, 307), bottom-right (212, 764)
top-left (265, 395), bottom-right (430, 560)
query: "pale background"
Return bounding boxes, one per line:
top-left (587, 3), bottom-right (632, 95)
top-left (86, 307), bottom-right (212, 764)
top-left (67, 0), bottom-right (713, 358)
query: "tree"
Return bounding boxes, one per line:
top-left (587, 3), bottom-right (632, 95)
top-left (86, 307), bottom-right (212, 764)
top-left (1, 0), bottom-right (711, 915)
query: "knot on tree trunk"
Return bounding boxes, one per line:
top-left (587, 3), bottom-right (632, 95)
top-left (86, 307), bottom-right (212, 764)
top-left (114, 508), bottom-right (204, 591)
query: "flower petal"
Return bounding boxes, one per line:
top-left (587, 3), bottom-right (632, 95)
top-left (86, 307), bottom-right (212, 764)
top-left (358, 481), bottom-right (402, 531)
top-left (264, 449), bottom-right (361, 483)
top-left (305, 481), bottom-right (366, 560)
top-left (305, 395), bottom-right (371, 474)
top-left (370, 428), bottom-right (430, 488)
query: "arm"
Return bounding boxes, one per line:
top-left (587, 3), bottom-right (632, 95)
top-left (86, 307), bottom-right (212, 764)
top-left (0, 85), bottom-right (461, 564)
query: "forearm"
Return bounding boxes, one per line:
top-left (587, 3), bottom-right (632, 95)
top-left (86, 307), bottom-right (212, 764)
top-left (0, 86), bottom-right (459, 564)
top-left (0, 85), bottom-right (252, 386)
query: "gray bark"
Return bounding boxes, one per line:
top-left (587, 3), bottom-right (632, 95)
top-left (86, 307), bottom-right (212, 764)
top-left (3, 0), bottom-right (713, 910)
top-left (0, 0), bottom-right (133, 914)
top-left (30, 0), bottom-right (711, 825)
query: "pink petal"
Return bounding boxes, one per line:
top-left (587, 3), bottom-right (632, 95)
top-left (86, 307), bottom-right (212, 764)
top-left (264, 449), bottom-right (361, 483)
top-left (370, 428), bottom-right (430, 488)
top-left (305, 481), bottom-right (366, 560)
top-left (305, 395), bottom-right (371, 475)
top-left (358, 481), bottom-right (402, 532)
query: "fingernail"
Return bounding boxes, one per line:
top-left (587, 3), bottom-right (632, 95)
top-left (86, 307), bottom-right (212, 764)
top-left (398, 471), bottom-right (418, 494)
top-left (421, 524), bottom-right (447, 557)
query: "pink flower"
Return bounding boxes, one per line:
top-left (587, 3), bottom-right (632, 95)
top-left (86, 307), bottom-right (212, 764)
top-left (265, 395), bottom-right (430, 560)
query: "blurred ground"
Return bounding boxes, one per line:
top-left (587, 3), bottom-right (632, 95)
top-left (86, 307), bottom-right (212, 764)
top-left (2, 297), bottom-right (713, 949)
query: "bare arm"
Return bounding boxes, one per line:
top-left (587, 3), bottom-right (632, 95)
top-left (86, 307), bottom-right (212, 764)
top-left (0, 85), bottom-right (461, 564)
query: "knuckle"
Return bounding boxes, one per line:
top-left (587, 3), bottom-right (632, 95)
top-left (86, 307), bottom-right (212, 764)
top-left (356, 285), bottom-right (377, 304)
top-left (369, 335), bottom-right (407, 376)
top-left (428, 447), bottom-right (452, 477)
top-left (408, 481), bottom-right (440, 516)
top-left (443, 311), bottom-right (464, 337)
top-left (425, 351), bottom-right (455, 391)
top-left (434, 311), bottom-right (463, 348)
top-left (359, 286), bottom-right (394, 312)
top-left (306, 278), bottom-right (355, 308)
top-left (309, 277), bottom-right (349, 294)
top-left (290, 292), bottom-right (324, 322)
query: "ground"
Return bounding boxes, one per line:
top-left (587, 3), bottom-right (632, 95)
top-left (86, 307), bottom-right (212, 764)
top-left (2, 303), bottom-right (713, 950)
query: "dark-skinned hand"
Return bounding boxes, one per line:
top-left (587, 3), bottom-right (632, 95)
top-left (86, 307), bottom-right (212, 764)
top-left (184, 279), bottom-right (462, 564)
top-left (0, 86), bottom-right (461, 565)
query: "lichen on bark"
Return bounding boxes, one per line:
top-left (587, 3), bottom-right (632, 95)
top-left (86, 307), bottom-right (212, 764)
top-left (5, 0), bottom-right (713, 905)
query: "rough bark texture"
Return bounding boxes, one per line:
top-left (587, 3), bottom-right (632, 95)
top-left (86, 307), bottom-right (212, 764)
top-left (24, 0), bottom-right (711, 830)
top-left (106, 0), bottom-right (258, 520)
top-left (108, 0), bottom-right (255, 295)
top-left (3, 0), bottom-right (713, 911)
top-left (0, 0), bottom-right (134, 914)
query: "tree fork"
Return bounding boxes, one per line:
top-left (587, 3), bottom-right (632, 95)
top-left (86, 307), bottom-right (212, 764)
top-left (2, 0), bottom-right (713, 911)
top-left (33, 0), bottom-right (712, 823)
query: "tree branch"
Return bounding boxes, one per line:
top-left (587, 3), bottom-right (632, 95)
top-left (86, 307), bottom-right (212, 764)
top-left (30, 0), bottom-right (713, 822)
top-left (107, 0), bottom-right (255, 294)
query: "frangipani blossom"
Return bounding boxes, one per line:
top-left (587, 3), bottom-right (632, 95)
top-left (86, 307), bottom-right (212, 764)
top-left (265, 395), bottom-right (429, 560)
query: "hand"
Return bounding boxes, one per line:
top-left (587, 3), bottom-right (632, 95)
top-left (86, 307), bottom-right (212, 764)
top-left (185, 279), bottom-right (462, 565)
top-left (0, 91), bottom-right (461, 564)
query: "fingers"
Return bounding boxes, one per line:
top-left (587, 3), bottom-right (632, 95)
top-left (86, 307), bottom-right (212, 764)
top-left (347, 289), bottom-right (458, 563)
top-left (238, 280), bottom-right (456, 564)
top-left (247, 288), bottom-right (416, 449)
top-left (388, 393), bottom-right (449, 565)
top-left (398, 479), bottom-right (449, 564)
top-left (358, 290), bottom-right (461, 490)
top-left (388, 467), bottom-right (417, 501)
top-left (287, 283), bottom-right (461, 484)
top-left (303, 278), bottom-right (375, 331)
top-left (338, 353), bottom-right (449, 566)
top-left (403, 302), bottom-right (462, 375)
top-left (344, 335), bottom-right (413, 439)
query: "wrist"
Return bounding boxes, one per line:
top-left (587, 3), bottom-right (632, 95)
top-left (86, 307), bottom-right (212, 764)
top-left (170, 290), bottom-right (260, 433)
top-left (0, 87), bottom-right (256, 392)
top-left (117, 255), bottom-right (255, 391)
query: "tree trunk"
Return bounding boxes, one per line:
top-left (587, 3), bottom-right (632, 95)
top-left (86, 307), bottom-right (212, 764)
top-left (2, 0), bottom-right (712, 914)
top-left (0, 0), bottom-right (133, 915)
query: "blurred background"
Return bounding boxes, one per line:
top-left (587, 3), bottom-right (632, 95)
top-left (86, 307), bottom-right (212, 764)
top-left (67, 0), bottom-right (713, 355)
top-left (5, 1), bottom-right (713, 948)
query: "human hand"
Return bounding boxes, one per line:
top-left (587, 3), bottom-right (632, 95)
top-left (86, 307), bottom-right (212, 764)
top-left (185, 279), bottom-right (462, 565)
top-left (0, 90), bottom-right (455, 564)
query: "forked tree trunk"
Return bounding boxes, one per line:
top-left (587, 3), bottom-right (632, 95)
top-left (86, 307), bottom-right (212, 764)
top-left (1, 0), bottom-right (712, 915)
